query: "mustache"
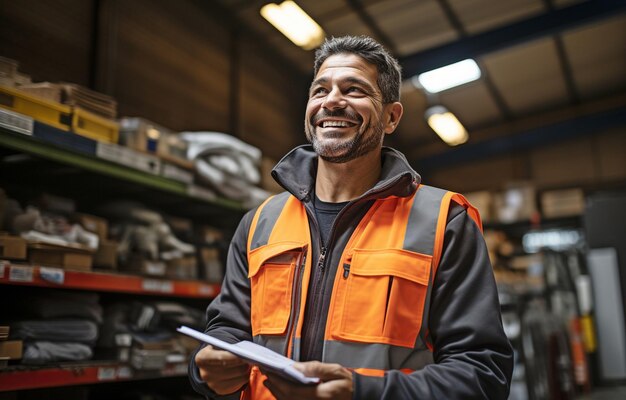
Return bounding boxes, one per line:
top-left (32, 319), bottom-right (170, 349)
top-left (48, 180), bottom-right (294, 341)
top-left (311, 109), bottom-right (362, 126)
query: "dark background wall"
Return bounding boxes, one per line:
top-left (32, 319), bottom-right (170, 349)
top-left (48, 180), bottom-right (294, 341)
top-left (0, 0), bottom-right (309, 161)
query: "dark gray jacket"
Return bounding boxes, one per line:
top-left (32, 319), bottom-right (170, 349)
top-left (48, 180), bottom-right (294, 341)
top-left (189, 145), bottom-right (513, 399)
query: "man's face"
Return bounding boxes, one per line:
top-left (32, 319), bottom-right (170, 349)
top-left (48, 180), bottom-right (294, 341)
top-left (305, 53), bottom-right (387, 163)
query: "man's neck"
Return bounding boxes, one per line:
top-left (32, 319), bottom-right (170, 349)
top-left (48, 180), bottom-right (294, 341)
top-left (315, 150), bottom-right (382, 203)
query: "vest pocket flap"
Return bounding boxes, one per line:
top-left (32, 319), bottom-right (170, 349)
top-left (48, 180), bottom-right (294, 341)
top-left (248, 241), bottom-right (307, 278)
top-left (351, 248), bottom-right (431, 285)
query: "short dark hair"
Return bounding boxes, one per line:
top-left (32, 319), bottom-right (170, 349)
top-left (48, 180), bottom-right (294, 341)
top-left (313, 36), bottom-right (402, 103)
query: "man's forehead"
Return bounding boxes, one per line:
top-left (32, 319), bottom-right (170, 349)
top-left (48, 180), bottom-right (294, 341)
top-left (316, 53), bottom-right (378, 79)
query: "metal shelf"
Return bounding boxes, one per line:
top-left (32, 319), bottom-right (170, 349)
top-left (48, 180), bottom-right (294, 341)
top-left (0, 122), bottom-right (244, 211)
top-left (0, 361), bottom-right (188, 392)
top-left (0, 262), bottom-right (220, 298)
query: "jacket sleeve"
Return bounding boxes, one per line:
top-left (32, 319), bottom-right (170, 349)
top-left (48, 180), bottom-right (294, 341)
top-left (188, 210), bottom-right (256, 399)
top-left (353, 205), bottom-right (514, 399)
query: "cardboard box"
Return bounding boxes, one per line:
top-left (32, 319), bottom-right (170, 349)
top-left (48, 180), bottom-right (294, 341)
top-left (0, 234), bottom-right (27, 260)
top-left (166, 256), bottom-right (197, 280)
top-left (0, 340), bottom-right (23, 359)
top-left (541, 188), bottom-right (585, 218)
top-left (464, 191), bottom-right (494, 223)
top-left (123, 256), bottom-right (166, 276)
top-left (94, 240), bottom-right (118, 269)
top-left (201, 247), bottom-right (223, 283)
top-left (75, 213), bottom-right (108, 241)
top-left (28, 242), bottom-right (93, 271)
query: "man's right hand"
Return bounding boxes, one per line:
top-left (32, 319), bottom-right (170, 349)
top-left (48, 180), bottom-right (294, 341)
top-left (195, 344), bottom-right (251, 395)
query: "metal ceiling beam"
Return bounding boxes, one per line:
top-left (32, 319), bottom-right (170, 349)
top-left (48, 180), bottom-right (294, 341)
top-left (542, 0), bottom-right (581, 105)
top-left (414, 106), bottom-right (626, 172)
top-left (434, 0), bottom-right (512, 119)
top-left (400, 0), bottom-right (626, 77)
top-left (346, 0), bottom-right (397, 55)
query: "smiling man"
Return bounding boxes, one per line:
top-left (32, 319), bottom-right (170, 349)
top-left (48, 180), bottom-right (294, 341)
top-left (190, 36), bottom-right (513, 400)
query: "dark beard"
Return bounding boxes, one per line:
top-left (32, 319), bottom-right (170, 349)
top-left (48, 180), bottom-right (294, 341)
top-left (305, 110), bottom-right (384, 164)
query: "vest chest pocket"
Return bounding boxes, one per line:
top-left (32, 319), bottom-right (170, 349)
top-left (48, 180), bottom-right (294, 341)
top-left (333, 248), bottom-right (432, 348)
top-left (248, 242), bottom-right (306, 336)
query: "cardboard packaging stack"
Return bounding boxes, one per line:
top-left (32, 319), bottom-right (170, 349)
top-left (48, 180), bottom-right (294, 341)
top-left (0, 326), bottom-right (23, 367)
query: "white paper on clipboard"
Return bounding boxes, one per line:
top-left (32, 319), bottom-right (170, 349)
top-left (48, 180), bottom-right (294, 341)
top-left (177, 326), bottom-right (320, 385)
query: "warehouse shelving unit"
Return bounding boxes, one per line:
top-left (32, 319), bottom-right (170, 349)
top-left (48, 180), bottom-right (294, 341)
top-left (0, 111), bottom-right (246, 395)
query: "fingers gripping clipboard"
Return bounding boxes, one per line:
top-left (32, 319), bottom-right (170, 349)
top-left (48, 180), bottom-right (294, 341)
top-left (177, 326), bottom-right (320, 385)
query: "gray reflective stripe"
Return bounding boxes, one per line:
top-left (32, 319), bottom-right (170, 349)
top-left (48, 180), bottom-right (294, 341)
top-left (402, 185), bottom-right (447, 255)
top-left (292, 337), bottom-right (301, 361)
top-left (253, 335), bottom-right (289, 355)
top-left (323, 340), bottom-right (433, 371)
top-left (250, 192), bottom-right (291, 250)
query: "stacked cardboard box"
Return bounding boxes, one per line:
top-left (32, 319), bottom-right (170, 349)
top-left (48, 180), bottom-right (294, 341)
top-left (0, 326), bottom-right (23, 367)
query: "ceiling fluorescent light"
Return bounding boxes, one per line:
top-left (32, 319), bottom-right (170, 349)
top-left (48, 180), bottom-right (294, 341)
top-left (425, 106), bottom-right (468, 146)
top-left (414, 59), bottom-right (481, 93)
top-left (261, 1), bottom-right (324, 50)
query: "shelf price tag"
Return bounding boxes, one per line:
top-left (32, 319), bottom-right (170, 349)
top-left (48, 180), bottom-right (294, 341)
top-left (97, 367), bottom-right (116, 381)
top-left (40, 267), bottom-right (65, 284)
top-left (116, 366), bottom-right (133, 379)
top-left (142, 279), bottom-right (174, 294)
top-left (9, 265), bottom-right (33, 282)
top-left (199, 284), bottom-right (215, 297)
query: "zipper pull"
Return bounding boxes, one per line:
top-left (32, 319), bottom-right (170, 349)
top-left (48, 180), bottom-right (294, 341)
top-left (317, 247), bottom-right (327, 270)
top-left (343, 263), bottom-right (351, 279)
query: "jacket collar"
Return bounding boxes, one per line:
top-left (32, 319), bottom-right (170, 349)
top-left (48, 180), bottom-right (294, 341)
top-left (271, 144), bottom-right (421, 202)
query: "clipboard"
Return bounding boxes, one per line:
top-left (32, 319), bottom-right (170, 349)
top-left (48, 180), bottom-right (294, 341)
top-left (177, 326), bottom-right (320, 385)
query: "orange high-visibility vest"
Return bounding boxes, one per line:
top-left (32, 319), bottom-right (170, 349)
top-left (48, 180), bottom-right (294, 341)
top-left (242, 185), bottom-right (481, 399)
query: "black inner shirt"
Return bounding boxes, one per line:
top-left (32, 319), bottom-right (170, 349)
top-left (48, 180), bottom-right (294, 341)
top-left (313, 195), bottom-right (349, 245)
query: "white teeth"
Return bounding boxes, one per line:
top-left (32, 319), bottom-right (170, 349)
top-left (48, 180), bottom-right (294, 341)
top-left (322, 120), bottom-right (352, 128)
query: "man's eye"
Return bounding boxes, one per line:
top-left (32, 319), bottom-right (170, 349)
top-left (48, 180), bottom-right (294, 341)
top-left (312, 88), bottom-right (328, 96)
top-left (347, 87), bottom-right (363, 94)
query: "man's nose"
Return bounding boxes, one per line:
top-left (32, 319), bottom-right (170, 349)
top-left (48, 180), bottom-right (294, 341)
top-left (322, 87), bottom-right (346, 110)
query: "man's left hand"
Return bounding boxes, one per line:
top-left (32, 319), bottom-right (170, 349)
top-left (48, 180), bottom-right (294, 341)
top-left (262, 361), bottom-right (353, 400)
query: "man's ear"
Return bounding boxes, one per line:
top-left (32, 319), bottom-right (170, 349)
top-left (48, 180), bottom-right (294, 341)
top-left (384, 102), bottom-right (403, 134)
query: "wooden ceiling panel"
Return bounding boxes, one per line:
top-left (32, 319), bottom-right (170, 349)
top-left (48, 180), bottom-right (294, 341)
top-left (562, 15), bottom-right (626, 99)
top-left (299, 0), bottom-right (351, 21)
top-left (552, 0), bottom-right (587, 8)
top-left (395, 82), bottom-right (431, 145)
top-left (438, 81), bottom-right (503, 129)
top-left (322, 11), bottom-right (376, 39)
top-left (364, 0), bottom-right (458, 56)
top-left (482, 38), bottom-right (569, 115)
top-left (448, 0), bottom-right (545, 34)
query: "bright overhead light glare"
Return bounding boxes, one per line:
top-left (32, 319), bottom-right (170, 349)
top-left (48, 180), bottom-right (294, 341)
top-left (415, 59), bottom-right (481, 93)
top-left (261, 1), bottom-right (324, 50)
top-left (425, 106), bottom-right (468, 146)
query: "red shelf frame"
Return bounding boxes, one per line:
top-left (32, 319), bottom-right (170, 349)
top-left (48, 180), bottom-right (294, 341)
top-left (0, 261), bottom-right (220, 298)
top-left (0, 362), bottom-right (188, 391)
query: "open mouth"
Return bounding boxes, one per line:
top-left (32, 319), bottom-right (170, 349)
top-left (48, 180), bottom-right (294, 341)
top-left (317, 119), bottom-right (358, 128)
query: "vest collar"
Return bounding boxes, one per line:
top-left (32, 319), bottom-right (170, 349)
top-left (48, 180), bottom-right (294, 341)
top-left (271, 145), bottom-right (421, 202)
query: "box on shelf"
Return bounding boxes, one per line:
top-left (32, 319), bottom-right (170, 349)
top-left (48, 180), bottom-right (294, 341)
top-left (463, 191), bottom-right (494, 223)
top-left (494, 183), bottom-right (537, 224)
top-left (0, 325), bottom-right (9, 340)
top-left (17, 82), bottom-right (62, 103)
top-left (0, 85), bottom-right (71, 131)
top-left (119, 117), bottom-right (190, 168)
top-left (200, 247), bottom-right (223, 283)
top-left (74, 213), bottom-right (109, 242)
top-left (72, 107), bottom-right (119, 143)
top-left (166, 256), bottom-right (197, 280)
top-left (0, 340), bottom-right (23, 360)
top-left (541, 188), bottom-right (585, 219)
top-left (0, 234), bottom-right (27, 260)
top-left (27, 242), bottom-right (94, 271)
top-left (94, 240), bottom-right (118, 270)
top-left (122, 255), bottom-right (166, 276)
